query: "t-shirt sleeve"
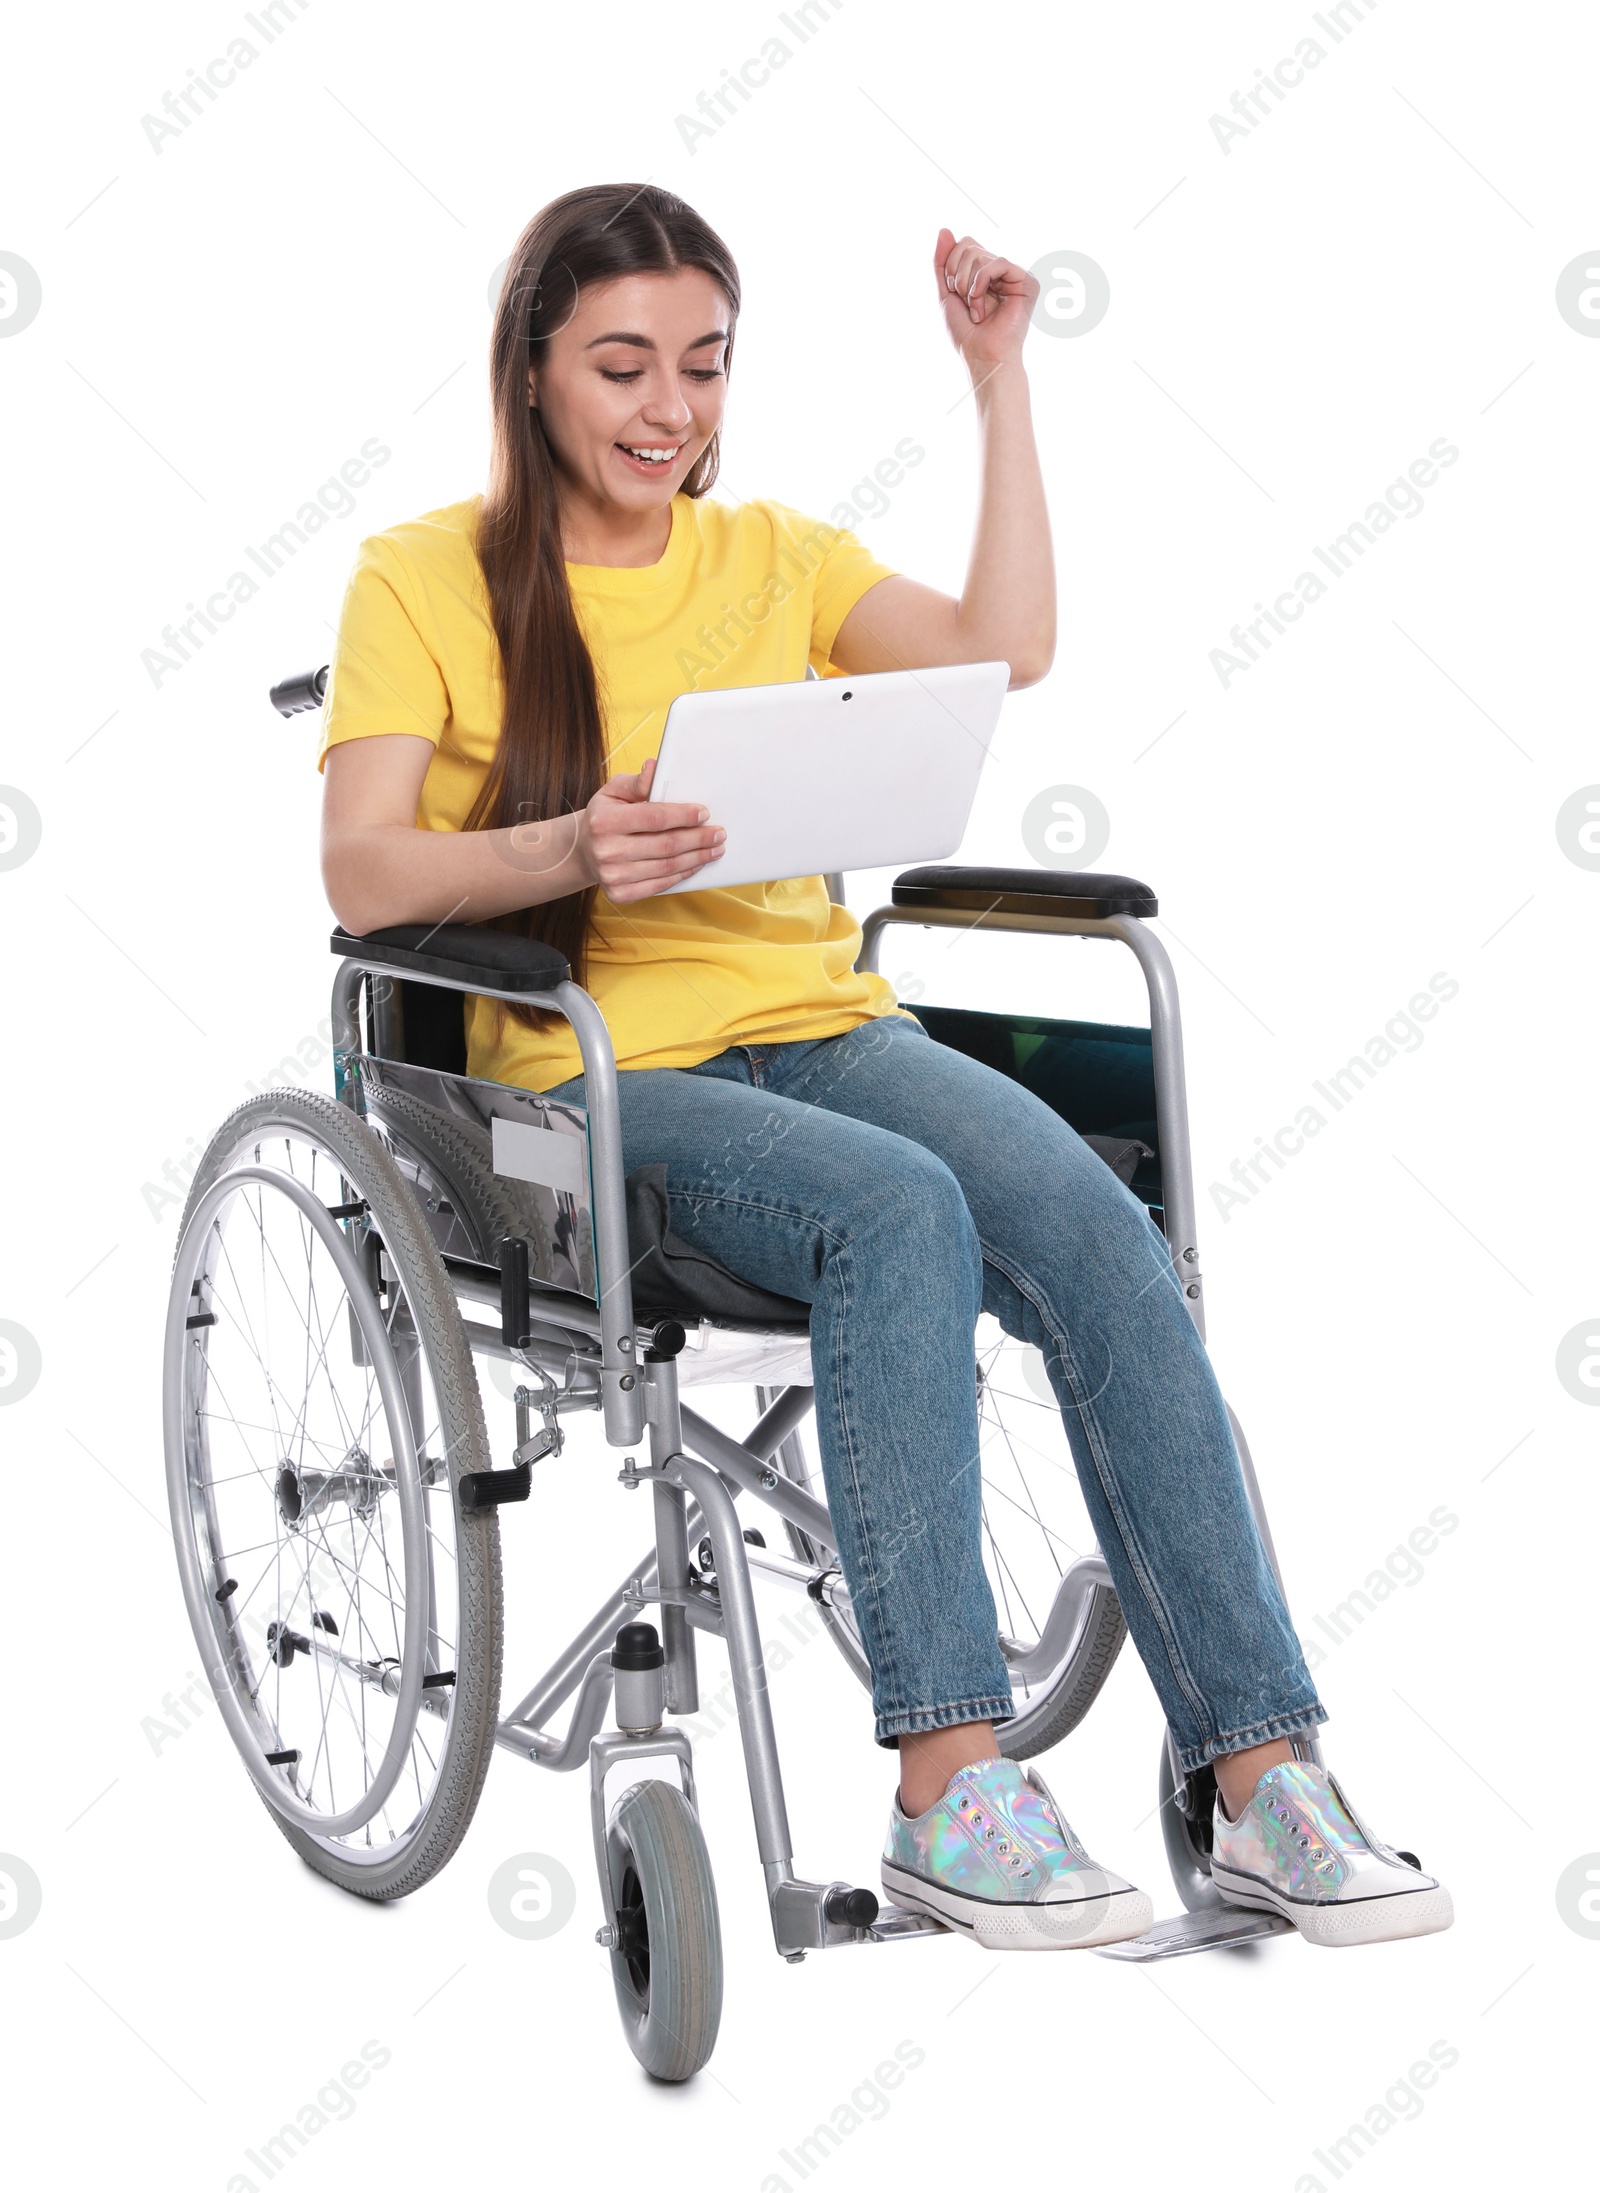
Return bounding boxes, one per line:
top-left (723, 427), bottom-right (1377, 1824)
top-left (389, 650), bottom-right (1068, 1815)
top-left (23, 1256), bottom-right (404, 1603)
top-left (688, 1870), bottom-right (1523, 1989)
top-left (768, 505), bottom-right (897, 675)
top-left (317, 536), bottom-right (450, 772)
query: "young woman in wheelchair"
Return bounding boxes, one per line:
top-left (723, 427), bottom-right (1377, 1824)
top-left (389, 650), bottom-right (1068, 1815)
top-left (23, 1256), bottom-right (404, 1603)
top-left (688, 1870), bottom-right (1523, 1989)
top-left (319, 184), bottom-right (1450, 1953)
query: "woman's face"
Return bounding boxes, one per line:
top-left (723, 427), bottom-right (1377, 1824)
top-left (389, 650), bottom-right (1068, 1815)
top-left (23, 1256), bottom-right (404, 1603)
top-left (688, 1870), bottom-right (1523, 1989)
top-left (529, 266), bottom-right (732, 514)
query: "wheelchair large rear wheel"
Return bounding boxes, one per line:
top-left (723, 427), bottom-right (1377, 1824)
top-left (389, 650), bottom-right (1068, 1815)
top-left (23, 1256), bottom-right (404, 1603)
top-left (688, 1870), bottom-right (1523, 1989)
top-left (783, 1316), bottom-right (1126, 1757)
top-left (165, 1089), bottom-right (502, 1899)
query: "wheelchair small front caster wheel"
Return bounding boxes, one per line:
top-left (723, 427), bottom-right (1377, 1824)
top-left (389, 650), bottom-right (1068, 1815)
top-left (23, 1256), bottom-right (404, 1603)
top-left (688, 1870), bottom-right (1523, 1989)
top-left (604, 1779), bottom-right (723, 2082)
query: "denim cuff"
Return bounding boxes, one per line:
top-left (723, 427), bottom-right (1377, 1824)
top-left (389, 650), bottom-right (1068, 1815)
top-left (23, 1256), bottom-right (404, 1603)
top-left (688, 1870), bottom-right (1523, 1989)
top-left (872, 1695), bottom-right (1019, 1750)
top-left (1176, 1702), bottom-right (1329, 1778)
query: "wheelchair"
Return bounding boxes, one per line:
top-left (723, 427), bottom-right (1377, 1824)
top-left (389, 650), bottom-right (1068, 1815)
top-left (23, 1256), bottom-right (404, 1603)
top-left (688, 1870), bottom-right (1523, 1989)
top-left (163, 662), bottom-right (1321, 2081)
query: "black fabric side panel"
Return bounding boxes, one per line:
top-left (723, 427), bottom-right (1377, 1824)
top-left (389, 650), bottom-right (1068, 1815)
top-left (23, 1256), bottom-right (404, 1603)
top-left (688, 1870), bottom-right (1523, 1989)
top-left (398, 980), bottom-right (470, 1077)
top-left (624, 1165), bottom-right (810, 1324)
top-left (908, 1004), bottom-right (1163, 1204)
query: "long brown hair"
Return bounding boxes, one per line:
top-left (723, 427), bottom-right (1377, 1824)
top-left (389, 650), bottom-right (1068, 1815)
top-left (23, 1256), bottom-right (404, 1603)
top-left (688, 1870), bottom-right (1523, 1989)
top-left (469, 184), bottom-right (741, 1015)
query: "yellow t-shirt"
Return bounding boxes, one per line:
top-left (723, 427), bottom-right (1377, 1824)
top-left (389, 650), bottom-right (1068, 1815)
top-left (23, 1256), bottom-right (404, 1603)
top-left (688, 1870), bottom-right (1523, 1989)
top-left (319, 492), bottom-right (910, 1091)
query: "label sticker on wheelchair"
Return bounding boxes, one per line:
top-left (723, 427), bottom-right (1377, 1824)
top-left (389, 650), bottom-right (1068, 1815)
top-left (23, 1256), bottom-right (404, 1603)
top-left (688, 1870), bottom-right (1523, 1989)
top-left (487, 1852), bottom-right (576, 1939)
top-left (0, 1855), bottom-right (42, 1939)
top-left (491, 1116), bottom-right (586, 1196)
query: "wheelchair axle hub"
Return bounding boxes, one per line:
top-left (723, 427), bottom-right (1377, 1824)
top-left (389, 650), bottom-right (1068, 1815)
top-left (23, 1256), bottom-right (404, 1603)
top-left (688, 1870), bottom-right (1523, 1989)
top-left (276, 1446), bottom-right (390, 1530)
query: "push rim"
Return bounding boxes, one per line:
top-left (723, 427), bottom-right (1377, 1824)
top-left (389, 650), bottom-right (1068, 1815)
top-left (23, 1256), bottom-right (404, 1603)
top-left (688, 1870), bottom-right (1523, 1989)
top-left (165, 1134), bottom-right (455, 1849)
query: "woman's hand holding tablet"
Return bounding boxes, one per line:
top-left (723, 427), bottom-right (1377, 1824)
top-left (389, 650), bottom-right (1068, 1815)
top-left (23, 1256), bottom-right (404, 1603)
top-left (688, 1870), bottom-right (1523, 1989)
top-left (578, 756), bottom-right (725, 903)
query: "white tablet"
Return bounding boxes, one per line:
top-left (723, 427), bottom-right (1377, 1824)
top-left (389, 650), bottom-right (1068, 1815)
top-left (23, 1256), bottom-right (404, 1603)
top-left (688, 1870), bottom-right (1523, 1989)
top-left (646, 661), bottom-right (1009, 894)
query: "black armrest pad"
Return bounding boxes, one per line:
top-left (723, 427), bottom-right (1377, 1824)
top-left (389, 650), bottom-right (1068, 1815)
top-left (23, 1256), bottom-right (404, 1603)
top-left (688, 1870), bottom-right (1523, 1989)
top-left (892, 865), bottom-right (1157, 921)
top-left (330, 924), bottom-right (570, 993)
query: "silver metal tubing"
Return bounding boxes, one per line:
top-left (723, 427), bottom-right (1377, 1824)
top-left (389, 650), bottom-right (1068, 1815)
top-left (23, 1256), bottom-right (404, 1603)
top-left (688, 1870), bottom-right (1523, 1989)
top-left (745, 1382), bottom-right (818, 1462)
top-left (757, 1383), bottom-right (817, 1503)
top-left (856, 902), bottom-right (1206, 1337)
top-left (458, 1320), bottom-right (605, 1410)
top-left (996, 1555), bottom-right (1113, 1682)
top-left (677, 1400), bottom-right (836, 1552)
top-left (742, 1543), bottom-right (847, 1604)
top-left (679, 1586), bottom-right (727, 1638)
top-left (589, 1726), bottom-right (699, 1938)
top-left (663, 1449), bottom-right (795, 1888)
top-left (552, 978), bottom-right (643, 1444)
top-left (496, 1652), bottom-right (615, 1768)
top-left (328, 956), bottom-right (644, 1444)
top-left (499, 1555), bottom-right (655, 1737)
top-left (330, 961), bottom-right (365, 1109)
top-left (450, 1261), bottom-right (603, 1343)
top-left (646, 1358), bottom-right (698, 1715)
top-left (859, 902), bottom-right (1129, 966)
top-left (1103, 912), bottom-right (1204, 1341)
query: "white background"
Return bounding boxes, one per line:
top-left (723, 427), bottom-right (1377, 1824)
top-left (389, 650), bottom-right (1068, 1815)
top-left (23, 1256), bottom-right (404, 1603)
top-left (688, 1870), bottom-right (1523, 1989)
top-left (1, 1), bottom-right (1593, 2185)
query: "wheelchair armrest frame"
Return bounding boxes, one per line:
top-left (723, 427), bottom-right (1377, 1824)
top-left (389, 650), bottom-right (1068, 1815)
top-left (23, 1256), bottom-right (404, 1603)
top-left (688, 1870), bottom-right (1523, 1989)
top-left (329, 954), bottom-right (645, 1447)
top-left (857, 900), bottom-right (1208, 1339)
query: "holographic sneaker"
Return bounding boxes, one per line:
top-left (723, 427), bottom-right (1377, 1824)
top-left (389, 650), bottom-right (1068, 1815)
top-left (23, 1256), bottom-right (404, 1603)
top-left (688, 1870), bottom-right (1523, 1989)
top-left (881, 1757), bottom-right (1154, 1951)
top-left (1210, 1760), bottom-right (1453, 1948)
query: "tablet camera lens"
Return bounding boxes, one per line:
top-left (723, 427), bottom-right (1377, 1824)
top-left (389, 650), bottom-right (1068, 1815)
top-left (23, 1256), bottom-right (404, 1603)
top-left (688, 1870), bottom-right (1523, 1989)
top-left (842, 690), bottom-right (853, 701)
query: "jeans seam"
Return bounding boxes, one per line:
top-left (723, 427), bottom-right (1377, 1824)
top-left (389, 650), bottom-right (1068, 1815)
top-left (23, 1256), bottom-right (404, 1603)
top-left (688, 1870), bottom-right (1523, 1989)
top-left (977, 1233), bottom-right (1216, 1742)
top-left (827, 1233), bottom-right (904, 1711)
top-left (666, 1185), bottom-right (849, 1254)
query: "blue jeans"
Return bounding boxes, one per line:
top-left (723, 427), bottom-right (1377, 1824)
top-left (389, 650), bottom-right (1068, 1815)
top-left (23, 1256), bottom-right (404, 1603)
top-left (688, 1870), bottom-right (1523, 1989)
top-left (547, 1014), bottom-right (1326, 1771)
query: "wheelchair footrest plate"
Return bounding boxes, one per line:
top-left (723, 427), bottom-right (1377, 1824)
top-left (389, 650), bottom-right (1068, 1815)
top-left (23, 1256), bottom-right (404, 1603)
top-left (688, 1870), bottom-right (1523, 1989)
top-left (865, 1902), bottom-right (949, 1944)
top-left (1092, 1905), bottom-right (1295, 1962)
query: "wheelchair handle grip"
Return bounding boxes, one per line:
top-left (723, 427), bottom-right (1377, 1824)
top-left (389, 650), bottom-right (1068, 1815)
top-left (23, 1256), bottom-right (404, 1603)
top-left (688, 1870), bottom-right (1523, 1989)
top-left (270, 665), bottom-right (329, 716)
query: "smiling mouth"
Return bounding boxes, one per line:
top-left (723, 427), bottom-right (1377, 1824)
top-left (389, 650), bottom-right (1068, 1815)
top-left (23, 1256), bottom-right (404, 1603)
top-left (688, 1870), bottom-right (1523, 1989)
top-left (616, 442), bottom-right (685, 466)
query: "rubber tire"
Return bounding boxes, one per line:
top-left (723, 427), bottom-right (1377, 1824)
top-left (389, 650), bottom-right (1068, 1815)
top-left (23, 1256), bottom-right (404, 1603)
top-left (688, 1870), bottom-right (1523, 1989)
top-left (173, 1088), bottom-right (504, 1901)
top-left (997, 1588), bottom-right (1128, 1759)
top-left (606, 1780), bottom-right (723, 2083)
top-left (364, 1081), bottom-right (551, 1271)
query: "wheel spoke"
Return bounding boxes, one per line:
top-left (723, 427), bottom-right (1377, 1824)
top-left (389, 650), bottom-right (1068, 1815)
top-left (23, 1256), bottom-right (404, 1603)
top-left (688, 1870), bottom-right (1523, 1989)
top-left (172, 1114), bottom-right (485, 1860)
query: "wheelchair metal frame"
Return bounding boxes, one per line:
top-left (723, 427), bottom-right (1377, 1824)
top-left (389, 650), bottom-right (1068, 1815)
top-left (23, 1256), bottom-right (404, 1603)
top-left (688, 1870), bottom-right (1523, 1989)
top-left (327, 884), bottom-right (1315, 1964)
